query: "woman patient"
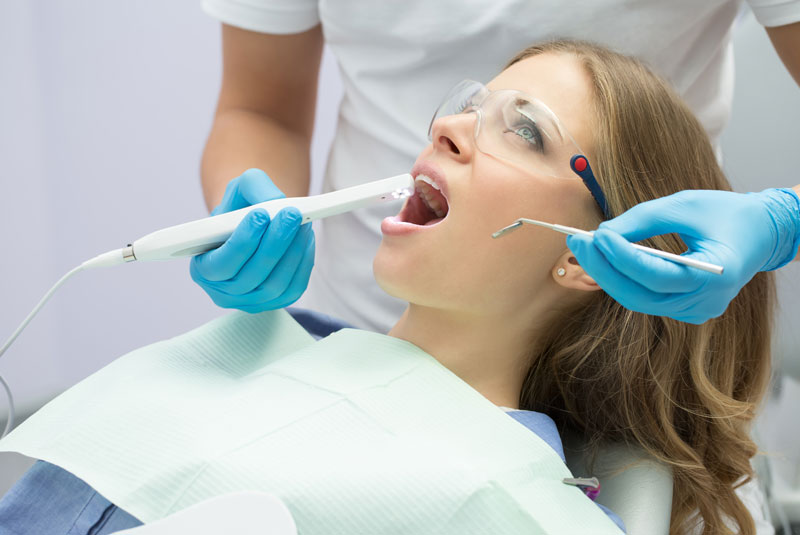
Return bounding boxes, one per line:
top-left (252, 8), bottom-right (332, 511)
top-left (0, 40), bottom-right (774, 535)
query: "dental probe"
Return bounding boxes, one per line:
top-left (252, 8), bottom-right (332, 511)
top-left (0, 174), bottom-right (414, 439)
top-left (492, 218), bottom-right (724, 275)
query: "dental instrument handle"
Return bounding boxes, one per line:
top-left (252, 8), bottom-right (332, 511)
top-left (548, 223), bottom-right (724, 274)
top-left (627, 242), bottom-right (724, 275)
top-left (543, 221), bottom-right (723, 275)
top-left (126, 174), bottom-right (414, 263)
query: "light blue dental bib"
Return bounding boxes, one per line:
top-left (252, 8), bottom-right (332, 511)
top-left (0, 310), bottom-right (621, 534)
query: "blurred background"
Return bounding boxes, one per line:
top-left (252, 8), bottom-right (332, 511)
top-left (0, 0), bottom-right (798, 530)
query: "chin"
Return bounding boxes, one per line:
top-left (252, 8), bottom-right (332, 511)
top-left (372, 243), bottom-right (411, 301)
top-left (374, 243), bottom-right (460, 312)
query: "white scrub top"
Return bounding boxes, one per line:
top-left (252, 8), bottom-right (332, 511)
top-left (202, 0), bottom-right (800, 334)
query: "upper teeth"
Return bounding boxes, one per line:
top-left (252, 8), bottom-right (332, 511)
top-left (415, 174), bottom-right (441, 191)
top-left (415, 174), bottom-right (446, 219)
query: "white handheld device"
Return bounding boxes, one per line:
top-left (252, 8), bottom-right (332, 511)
top-left (88, 173), bottom-right (413, 267)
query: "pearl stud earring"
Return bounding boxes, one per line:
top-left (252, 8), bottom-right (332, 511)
top-left (557, 268), bottom-right (566, 277)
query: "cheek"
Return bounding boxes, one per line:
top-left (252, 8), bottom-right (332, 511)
top-left (443, 168), bottom-right (592, 293)
top-left (422, 177), bottom-right (560, 304)
top-left (459, 162), bottom-right (577, 239)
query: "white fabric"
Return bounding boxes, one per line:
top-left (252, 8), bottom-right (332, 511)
top-left (747, 0), bottom-right (800, 26)
top-left (112, 492), bottom-right (297, 535)
top-left (201, 0), bottom-right (800, 334)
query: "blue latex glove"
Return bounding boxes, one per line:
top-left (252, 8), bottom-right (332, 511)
top-left (566, 188), bottom-right (800, 324)
top-left (190, 168), bottom-right (315, 313)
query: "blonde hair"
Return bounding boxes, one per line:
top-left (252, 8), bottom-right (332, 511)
top-left (507, 41), bottom-right (775, 535)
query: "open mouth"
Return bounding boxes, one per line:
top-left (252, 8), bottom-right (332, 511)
top-left (398, 175), bottom-right (450, 226)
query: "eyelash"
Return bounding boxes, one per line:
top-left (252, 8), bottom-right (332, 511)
top-left (455, 95), bottom-right (474, 113)
top-left (511, 120), bottom-right (544, 152)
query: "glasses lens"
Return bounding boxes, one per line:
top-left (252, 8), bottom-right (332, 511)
top-left (429, 81), bottom-right (583, 179)
top-left (476, 90), bottom-right (580, 178)
top-left (427, 80), bottom-right (487, 140)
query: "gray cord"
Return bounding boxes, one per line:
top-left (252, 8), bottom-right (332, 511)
top-left (0, 264), bottom-right (85, 439)
top-left (0, 375), bottom-right (15, 438)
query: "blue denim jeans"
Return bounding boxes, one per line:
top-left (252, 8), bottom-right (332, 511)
top-left (0, 461), bottom-right (142, 535)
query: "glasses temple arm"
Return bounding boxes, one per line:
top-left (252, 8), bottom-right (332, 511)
top-left (570, 155), bottom-right (611, 220)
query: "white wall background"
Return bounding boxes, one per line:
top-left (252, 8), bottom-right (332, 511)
top-left (0, 0), bottom-right (798, 509)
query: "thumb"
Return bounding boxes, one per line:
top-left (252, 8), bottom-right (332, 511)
top-left (236, 168), bottom-right (286, 206)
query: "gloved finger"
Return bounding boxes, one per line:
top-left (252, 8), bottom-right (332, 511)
top-left (237, 228), bottom-right (316, 313)
top-left (191, 209), bottom-right (270, 282)
top-left (600, 192), bottom-right (713, 242)
top-left (279, 228), bottom-right (316, 305)
top-left (222, 207), bottom-right (303, 295)
top-left (659, 291), bottom-right (720, 324)
top-left (567, 234), bottom-right (676, 315)
top-left (214, 169), bottom-right (286, 215)
top-left (196, 282), bottom-right (247, 310)
top-left (249, 223), bottom-right (314, 299)
top-left (236, 168), bottom-right (286, 206)
top-left (212, 179), bottom-right (238, 216)
top-left (592, 229), bottom-right (708, 294)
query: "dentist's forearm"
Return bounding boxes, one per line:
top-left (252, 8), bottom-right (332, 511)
top-left (766, 21), bottom-right (800, 87)
top-left (201, 108), bottom-right (312, 211)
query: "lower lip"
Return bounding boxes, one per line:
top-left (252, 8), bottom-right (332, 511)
top-left (381, 216), bottom-right (444, 236)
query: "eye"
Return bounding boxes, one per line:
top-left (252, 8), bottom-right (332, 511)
top-left (509, 120), bottom-right (545, 152)
top-left (455, 94), bottom-right (475, 113)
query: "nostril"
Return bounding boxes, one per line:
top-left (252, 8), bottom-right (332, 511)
top-left (439, 136), bottom-right (460, 155)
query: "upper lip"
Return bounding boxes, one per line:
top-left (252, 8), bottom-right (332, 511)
top-left (410, 161), bottom-right (450, 202)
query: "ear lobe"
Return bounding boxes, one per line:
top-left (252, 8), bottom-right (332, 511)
top-left (552, 252), bottom-right (602, 292)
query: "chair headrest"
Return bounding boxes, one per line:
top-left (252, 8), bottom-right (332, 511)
top-left (563, 433), bottom-right (673, 535)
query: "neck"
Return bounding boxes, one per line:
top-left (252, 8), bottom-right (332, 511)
top-left (387, 303), bottom-right (547, 409)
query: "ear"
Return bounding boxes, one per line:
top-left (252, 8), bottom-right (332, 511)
top-left (551, 250), bottom-right (602, 292)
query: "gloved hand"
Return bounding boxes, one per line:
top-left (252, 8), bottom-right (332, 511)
top-left (190, 168), bottom-right (315, 313)
top-left (566, 188), bottom-right (800, 324)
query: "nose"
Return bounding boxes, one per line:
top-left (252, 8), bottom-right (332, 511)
top-left (429, 113), bottom-right (476, 163)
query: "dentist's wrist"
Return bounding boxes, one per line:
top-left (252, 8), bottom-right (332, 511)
top-left (759, 187), bottom-right (800, 271)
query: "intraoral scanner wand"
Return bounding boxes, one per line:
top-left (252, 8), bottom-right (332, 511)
top-left (90, 173), bottom-right (414, 267)
top-left (492, 218), bottom-right (724, 275)
top-left (0, 174), bottom-right (413, 438)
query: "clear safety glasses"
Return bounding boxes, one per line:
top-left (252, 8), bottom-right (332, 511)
top-left (427, 79), bottom-right (610, 219)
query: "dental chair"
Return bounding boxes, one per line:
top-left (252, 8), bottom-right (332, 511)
top-left (111, 308), bottom-right (675, 535)
top-left (564, 433), bottom-right (673, 535)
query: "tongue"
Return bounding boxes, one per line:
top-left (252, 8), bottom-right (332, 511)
top-left (423, 217), bottom-right (444, 226)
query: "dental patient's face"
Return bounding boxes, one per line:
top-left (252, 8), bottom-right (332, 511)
top-left (374, 52), bottom-right (601, 317)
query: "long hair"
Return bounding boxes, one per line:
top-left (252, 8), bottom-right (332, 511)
top-left (508, 41), bottom-right (775, 535)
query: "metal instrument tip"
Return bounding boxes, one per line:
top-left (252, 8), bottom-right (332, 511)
top-left (492, 220), bottom-right (523, 239)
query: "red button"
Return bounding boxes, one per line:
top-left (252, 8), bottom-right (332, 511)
top-left (574, 157), bottom-right (587, 172)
